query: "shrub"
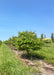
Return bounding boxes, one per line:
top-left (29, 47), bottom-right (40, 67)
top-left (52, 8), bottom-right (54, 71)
top-left (43, 38), bottom-right (52, 43)
top-left (17, 31), bottom-right (43, 57)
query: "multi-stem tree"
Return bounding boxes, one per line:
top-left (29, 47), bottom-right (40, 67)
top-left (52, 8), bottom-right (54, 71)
top-left (17, 31), bottom-right (43, 57)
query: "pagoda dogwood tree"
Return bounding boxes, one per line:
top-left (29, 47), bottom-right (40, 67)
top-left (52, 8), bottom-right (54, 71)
top-left (17, 31), bottom-right (43, 57)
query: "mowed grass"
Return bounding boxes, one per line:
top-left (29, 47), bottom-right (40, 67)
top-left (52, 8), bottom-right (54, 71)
top-left (32, 43), bottom-right (54, 66)
top-left (0, 44), bottom-right (39, 75)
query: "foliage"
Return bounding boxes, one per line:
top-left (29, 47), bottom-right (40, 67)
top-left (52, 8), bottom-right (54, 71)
top-left (10, 36), bottom-right (18, 47)
top-left (17, 31), bottom-right (43, 56)
top-left (42, 38), bottom-right (52, 43)
top-left (4, 36), bottom-right (18, 48)
top-left (0, 40), bottom-right (2, 46)
top-left (4, 38), bottom-right (12, 45)
top-left (4, 40), bottom-right (9, 44)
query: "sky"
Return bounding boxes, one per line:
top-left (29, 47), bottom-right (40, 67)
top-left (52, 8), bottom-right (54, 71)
top-left (0, 0), bottom-right (54, 41)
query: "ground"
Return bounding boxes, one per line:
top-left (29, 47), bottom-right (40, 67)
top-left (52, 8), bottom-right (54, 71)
top-left (0, 44), bottom-right (40, 75)
top-left (12, 49), bottom-right (54, 74)
top-left (8, 43), bottom-right (54, 74)
top-left (0, 43), bottom-right (54, 75)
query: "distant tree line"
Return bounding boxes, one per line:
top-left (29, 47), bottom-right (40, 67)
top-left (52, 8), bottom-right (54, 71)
top-left (0, 40), bottom-right (2, 46)
top-left (4, 31), bottom-right (43, 57)
top-left (4, 31), bottom-right (54, 57)
top-left (41, 33), bottom-right (54, 42)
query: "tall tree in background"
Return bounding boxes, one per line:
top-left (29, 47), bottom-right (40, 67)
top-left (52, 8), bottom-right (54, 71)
top-left (41, 34), bottom-right (44, 40)
top-left (0, 40), bottom-right (2, 46)
top-left (51, 33), bottom-right (54, 42)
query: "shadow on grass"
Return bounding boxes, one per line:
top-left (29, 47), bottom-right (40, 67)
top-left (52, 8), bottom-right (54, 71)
top-left (20, 52), bottom-right (45, 60)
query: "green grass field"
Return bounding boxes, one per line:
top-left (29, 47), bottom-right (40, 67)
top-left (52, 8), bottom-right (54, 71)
top-left (0, 44), bottom-right (39, 75)
top-left (32, 43), bottom-right (54, 66)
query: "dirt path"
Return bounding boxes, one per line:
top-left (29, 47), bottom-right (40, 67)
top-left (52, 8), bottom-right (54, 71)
top-left (12, 49), bottom-right (54, 74)
top-left (8, 45), bottom-right (54, 74)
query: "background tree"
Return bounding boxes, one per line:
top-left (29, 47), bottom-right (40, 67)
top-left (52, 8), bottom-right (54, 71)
top-left (11, 36), bottom-right (18, 47)
top-left (51, 33), bottom-right (54, 42)
top-left (4, 36), bottom-right (18, 48)
top-left (0, 40), bottom-right (2, 46)
top-left (41, 34), bottom-right (44, 40)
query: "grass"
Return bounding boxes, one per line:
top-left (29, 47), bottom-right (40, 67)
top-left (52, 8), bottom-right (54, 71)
top-left (0, 43), bottom-right (54, 75)
top-left (32, 43), bottom-right (54, 66)
top-left (0, 44), bottom-right (40, 75)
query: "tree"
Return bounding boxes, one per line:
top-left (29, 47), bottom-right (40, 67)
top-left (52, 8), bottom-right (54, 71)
top-left (41, 34), bottom-right (44, 40)
top-left (17, 31), bottom-right (43, 57)
top-left (4, 36), bottom-right (18, 48)
top-left (51, 33), bottom-right (54, 42)
top-left (0, 40), bottom-right (2, 46)
top-left (11, 36), bottom-right (18, 47)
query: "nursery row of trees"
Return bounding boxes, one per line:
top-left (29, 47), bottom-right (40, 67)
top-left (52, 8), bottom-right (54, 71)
top-left (4, 31), bottom-right (43, 56)
top-left (4, 31), bottom-right (54, 57)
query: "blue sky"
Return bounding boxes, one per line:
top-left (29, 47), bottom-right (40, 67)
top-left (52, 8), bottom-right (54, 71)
top-left (0, 0), bottom-right (54, 41)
